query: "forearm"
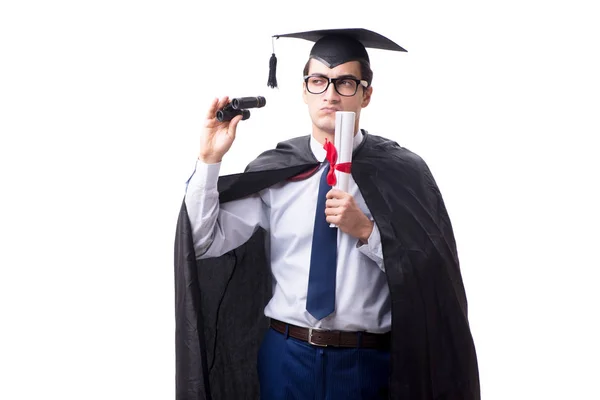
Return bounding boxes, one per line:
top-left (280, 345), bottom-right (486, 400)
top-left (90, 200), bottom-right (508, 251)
top-left (184, 160), bottom-right (267, 259)
top-left (184, 161), bottom-right (222, 257)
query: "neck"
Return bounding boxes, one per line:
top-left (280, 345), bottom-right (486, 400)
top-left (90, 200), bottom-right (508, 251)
top-left (312, 129), bottom-right (334, 146)
top-left (311, 121), bottom-right (360, 145)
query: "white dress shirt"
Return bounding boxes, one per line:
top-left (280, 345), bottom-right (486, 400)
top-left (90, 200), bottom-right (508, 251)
top-left (185, 131), bottom-right (391, 333)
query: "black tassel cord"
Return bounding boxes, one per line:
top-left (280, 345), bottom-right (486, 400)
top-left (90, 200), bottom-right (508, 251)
top-left (267, 53), bottom-right (277, 88)
top-left (267, 37), bottom-right (278, 88)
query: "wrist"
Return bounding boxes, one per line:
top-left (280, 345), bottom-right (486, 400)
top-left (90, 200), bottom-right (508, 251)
top-left (359, 220), bottom-right (374, 243)
top-left (198, 153), bottom-right (222, 164)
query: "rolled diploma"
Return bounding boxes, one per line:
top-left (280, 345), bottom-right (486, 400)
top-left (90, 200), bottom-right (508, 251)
top-left (330, 111), bottom-right (355, 227)
top-left (333, 111), bottom-right (355, 192)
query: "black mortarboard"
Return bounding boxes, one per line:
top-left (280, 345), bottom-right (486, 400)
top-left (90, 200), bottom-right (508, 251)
top-left (267, 28), bottom-right (407, 88)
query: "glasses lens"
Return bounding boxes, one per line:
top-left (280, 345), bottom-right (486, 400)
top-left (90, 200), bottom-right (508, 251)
top-left (334, 79), bottom-right (358, 96)
top-left (306, 76), bottom-right (328, 94)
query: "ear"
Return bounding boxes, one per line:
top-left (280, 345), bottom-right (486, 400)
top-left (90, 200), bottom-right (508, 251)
top-left (361, 86), bottom-right (373, 108)
top-left (302, 81), bottom-right (308, 105)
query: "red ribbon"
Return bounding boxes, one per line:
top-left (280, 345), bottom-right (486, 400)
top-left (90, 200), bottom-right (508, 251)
top-left (323, 138), bottom-right (352, 186)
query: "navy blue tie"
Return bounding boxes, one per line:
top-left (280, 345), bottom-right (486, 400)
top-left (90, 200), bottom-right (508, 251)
top-left (306, 163), bottom-right (337, 320)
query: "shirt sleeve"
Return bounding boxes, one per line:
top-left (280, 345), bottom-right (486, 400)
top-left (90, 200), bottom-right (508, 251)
top-left (184, 160), bottom-right (268, 259)
top-left (356, 222), bottom-right (385, 272)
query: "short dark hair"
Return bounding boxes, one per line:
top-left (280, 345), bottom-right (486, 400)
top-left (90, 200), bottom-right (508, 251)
top-left (303, 58), bottom-right (374, 88)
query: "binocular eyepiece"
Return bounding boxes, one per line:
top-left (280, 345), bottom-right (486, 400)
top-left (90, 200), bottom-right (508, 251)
top-left (216, 96), bottom-right (266, 122)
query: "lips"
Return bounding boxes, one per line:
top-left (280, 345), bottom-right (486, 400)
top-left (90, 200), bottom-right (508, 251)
top-left (320, 107), bottom-right (339, 113)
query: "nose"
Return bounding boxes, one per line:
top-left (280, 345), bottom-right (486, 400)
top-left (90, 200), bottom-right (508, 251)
top-left (323, 80), bottom-right (341, 102)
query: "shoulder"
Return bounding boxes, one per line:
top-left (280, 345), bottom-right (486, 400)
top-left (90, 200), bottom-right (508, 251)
top-left (359, 131), bottom-right (431, 174)
top-left (245, 135), bottom-right (316, 172)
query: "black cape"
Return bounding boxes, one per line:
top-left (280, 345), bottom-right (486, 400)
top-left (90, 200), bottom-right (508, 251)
top-left (174, 131), bottom-right (480, 400)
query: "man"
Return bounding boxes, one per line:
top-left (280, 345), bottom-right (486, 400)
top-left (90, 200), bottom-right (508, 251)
top-left (175, 29), bottom-right (480, 400)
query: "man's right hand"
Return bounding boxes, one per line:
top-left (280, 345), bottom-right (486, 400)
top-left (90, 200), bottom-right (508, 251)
top-left (198, 96), bottom-right (244, 164)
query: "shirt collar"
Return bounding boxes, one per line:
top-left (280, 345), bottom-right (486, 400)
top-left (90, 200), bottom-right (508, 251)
top-left (310, 129), bottom-right (364, 162)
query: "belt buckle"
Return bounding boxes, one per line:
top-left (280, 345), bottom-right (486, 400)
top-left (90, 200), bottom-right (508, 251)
top-left (308, 328), bottom-right (327, 347)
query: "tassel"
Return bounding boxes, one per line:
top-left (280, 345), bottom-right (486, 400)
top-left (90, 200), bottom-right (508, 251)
top-left (267, 52), bottom-right (278, 88)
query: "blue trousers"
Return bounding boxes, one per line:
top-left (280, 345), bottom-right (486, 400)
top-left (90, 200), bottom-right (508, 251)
top-left (257, 327), bottom-right (390, 400)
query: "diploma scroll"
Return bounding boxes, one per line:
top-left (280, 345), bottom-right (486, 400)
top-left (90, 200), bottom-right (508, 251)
top-left (333, 111), bottom-right (355, 192)
top-left (330, 111), bottom-right (355, 228)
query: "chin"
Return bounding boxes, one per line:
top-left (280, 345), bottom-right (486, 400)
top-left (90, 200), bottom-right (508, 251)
top-left (316, 118), bottom-right (336, 134)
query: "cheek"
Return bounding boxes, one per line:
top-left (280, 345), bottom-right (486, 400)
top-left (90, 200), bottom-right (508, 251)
top-left (306, 99), bottom-right (321, 120)
top-left (344, 99), bottom-right (363, 113)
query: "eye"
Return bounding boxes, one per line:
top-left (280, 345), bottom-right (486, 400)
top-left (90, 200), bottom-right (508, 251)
top-left (309, 77), bottom-right (327, 86)
top-left (338, 79), bottom-right (354, 87)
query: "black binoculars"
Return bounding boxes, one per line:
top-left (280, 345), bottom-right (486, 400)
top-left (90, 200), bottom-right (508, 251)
top-left (216, 96), bottom-right (267, 122)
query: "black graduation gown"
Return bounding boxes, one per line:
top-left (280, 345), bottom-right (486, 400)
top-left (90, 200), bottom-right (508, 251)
top-left (174, 131), bottom-right (480, 400)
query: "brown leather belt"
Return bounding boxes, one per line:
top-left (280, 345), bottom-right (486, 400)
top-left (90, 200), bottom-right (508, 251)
top-left (270, 319), bottom-right (391, 349)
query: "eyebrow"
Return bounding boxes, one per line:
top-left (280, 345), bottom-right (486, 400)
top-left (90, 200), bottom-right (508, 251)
top-left (309, 73), bottom-right (360, 80)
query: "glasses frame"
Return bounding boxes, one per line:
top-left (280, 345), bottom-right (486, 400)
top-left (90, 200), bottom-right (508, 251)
top-left (303, 75), bottom-right (369, 97)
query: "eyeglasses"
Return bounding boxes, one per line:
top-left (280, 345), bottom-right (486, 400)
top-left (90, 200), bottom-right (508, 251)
top-left (304, 75), bottom-right (369, 97)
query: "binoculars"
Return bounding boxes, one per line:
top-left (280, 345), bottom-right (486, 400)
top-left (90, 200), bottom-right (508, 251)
top-left (216, 96), bottom-right (267, 122)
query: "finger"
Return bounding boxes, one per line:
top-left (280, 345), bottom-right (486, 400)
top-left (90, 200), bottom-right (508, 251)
top-left (205, 97), bottom-right (219, 120)
top-left (324, 207), bottom-right (344, 218)
top-left (206, 96), bottom-right (230, 122)
top-left (217, 96), bottom-right (230, 111)
top-left (325, 198), bottom-right (343, 208)
top-left (326, 215), bottom-right (340, 225)
top-left (326, 188), bottom-right (346, 199)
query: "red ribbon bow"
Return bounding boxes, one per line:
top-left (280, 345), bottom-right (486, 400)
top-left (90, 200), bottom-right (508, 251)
top-left (323, 138), bottom-right (352, 186)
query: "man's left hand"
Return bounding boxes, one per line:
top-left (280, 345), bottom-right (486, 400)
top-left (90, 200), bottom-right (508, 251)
top-left (325, 189), bottom-right (373, 243)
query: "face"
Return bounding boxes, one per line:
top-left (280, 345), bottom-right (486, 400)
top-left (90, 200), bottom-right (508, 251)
top-left (302, 59), bottom-right (373, 137)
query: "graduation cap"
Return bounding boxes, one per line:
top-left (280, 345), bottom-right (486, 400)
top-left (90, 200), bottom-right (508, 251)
top-left (267, 28), bottom-right (407, 88)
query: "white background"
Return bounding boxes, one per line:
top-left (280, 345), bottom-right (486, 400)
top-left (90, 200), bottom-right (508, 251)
top-left (1, 0), bottom-right (599, 399)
